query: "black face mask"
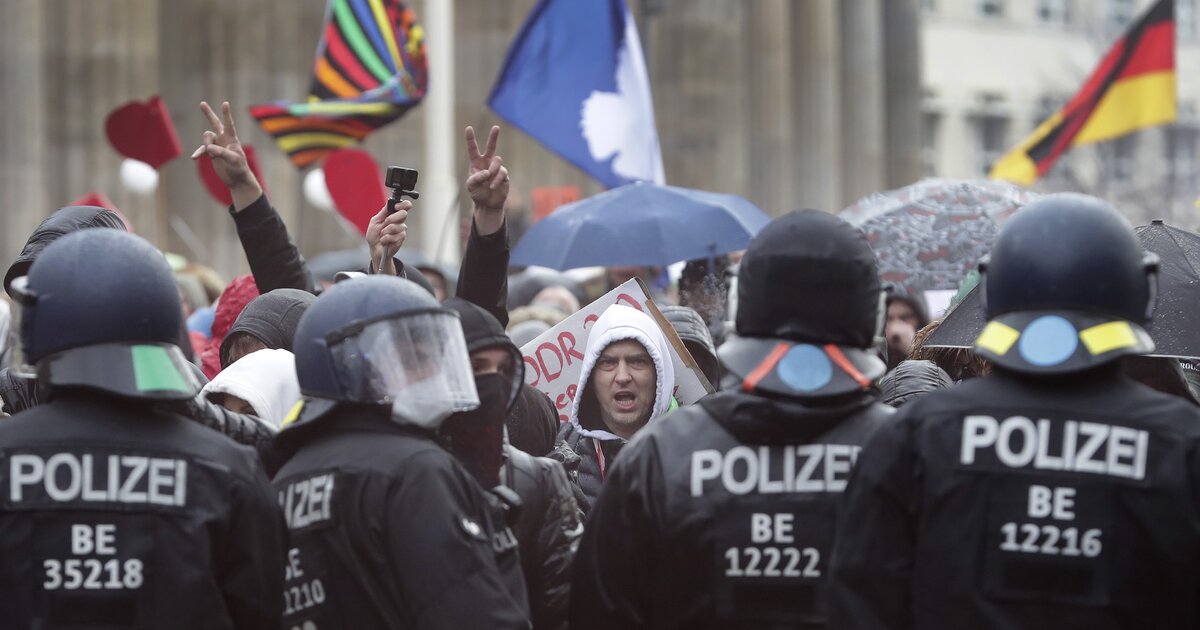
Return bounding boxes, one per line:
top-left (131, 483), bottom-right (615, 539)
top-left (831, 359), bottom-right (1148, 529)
top-left (441, 373), bottom-right (507, 488)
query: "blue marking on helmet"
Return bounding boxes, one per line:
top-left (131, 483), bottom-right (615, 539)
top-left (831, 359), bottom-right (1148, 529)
top-left (1018, 315), bottom-right (1079, 366)
top-left (777, 344), bottom-right (833, 392)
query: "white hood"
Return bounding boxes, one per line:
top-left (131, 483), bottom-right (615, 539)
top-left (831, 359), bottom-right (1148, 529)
top-left (569, 304), bottom-right (675, 441)
top-left (202, 348), bottom-right (300, 431)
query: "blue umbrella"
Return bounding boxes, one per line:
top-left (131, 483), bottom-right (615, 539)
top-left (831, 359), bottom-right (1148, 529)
top-left (511, 181), bottom-right (771, 270)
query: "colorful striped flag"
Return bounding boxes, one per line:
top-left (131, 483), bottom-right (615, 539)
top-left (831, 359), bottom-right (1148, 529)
top-left (250, 0), bottom-right (427, 169)
top-left (989, 0), bottom-right (1175, 186)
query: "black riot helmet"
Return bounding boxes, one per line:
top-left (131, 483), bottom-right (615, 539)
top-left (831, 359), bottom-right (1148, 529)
top-left (285, 276), bottom-right (479, 430)
top-left (975, 193), bottom-right (1158, 374)
top-left (10, 229), bottom-right (200, 401)
top-left (719, 209), bottom-right (886, 397)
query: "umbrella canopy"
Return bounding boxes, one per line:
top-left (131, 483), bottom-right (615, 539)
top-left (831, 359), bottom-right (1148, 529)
top-left (840, 178), bottom-right (1038, 298)
top-left (511, 181), bottom-right (771, 270)
top-left (926, 220), bottom-right (1200, 359)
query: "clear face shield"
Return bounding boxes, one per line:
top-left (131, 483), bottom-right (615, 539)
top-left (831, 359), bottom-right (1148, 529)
top-left (326, 309), bottom-right (479, 428)
top-left (8, 276), bottom-right (36, 375)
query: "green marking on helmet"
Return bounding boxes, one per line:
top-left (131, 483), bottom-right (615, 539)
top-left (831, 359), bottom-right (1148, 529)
top-left (131, 345), bottom-right (190, 393)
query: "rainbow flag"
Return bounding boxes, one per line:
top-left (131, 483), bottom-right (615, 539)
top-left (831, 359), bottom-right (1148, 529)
top-left (251, 0), bottom-right (427, 169)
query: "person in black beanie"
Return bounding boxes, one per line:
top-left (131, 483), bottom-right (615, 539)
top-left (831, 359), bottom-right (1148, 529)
top-left (442, 297), bottom-right (583, 630)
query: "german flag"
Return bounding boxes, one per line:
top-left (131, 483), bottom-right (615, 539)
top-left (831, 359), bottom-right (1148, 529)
top-left (990, 0), bottom-right (1175, 186)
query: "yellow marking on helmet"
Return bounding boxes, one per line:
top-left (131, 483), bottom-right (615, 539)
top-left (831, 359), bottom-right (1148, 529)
top-left (975, 321), bottom-right (1020, 355)
top-left (281, 400), bottom-right (305, 428)
top-left (1079, 321), bottom-right (1137, 355)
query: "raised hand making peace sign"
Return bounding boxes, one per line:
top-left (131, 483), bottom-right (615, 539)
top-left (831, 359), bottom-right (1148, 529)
top-left (190, 101), bottom-right (263, 211)
top-left (465, 125), bottom-right (509, 236)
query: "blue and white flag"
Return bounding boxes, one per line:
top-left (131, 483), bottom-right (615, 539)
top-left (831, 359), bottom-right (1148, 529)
top-left (488, 0), bottom-right (665, 188)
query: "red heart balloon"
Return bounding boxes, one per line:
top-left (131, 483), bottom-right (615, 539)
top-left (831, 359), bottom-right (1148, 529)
top-left (324, 148), bottom-right (386, 235)
top-left (104, 96), bottom-right (182, 169)
top-left (197, 145), bottom-right (267, 206)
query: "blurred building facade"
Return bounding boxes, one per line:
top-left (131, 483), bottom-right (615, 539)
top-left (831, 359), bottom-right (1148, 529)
top-left (922, 0), bottom-right (1200, 225)
top-left (0, 0), bottom-right (921, 280)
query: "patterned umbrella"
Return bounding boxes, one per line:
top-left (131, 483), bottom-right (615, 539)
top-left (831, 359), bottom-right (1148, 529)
top-left (839, 178), bottom-right (1039, 298)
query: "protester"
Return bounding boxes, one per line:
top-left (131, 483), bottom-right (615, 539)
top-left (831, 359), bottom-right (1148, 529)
top-left (366, 125), bottom-right (512, 325)
top-left (884, 292), bottom-right (930, 371)
top-left (442, 298), bottom-right (582, 629)
top-left (271, 276), bottom-right (529, 628)
top-left (0, 229), bottom-right (284, 627)
top-left (555, 303), bottom-right (677, 512)
top-left (531, 285), bottom-right (580, 318)
top-left (909, 318), bottom-right (992, 381)
top-left (203, 348), bottom-right (300, 430)
top-left (660, 304), bottom-right (721, 387)
top-left (678, 254), bottom-right (731, 345)
top-left (829, 194), bottom-right (1200, 628)
top-left (218, 288), bottom-right (315, 369)
top-left (199, 274), bottom-right (260, 379)
top-left (193, 101), bottom-right (314, 293)
top-left (570, 210), bottom-right (893, 628)
top-left (508, 317), bottom-right (553, 349)
top-left (877, 358), bottom-right (954, 407)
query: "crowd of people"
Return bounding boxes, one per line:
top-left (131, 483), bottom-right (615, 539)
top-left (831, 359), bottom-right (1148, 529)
top-left (0, 99), bottom-right (1197, 629)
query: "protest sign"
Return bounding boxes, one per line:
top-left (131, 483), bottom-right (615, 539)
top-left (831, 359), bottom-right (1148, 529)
top-left (520, 278), bottom-right (715, 422)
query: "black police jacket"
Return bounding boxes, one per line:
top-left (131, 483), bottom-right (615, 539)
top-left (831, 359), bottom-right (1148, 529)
top-left (507, 445), bottom-right (583, 630)
top-left (569, 387), bottom-right (894, 629)
top-left (829, 367), bottom-right (1200, 629)
top-left (271, 406), bottom-right (531, 629)
top-left (0, 392), bottom-right (286, 628)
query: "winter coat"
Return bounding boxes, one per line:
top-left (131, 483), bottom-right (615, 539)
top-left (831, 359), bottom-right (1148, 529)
top-left (510, 384), bottom-right (560, 458)
top-left (661, 304), bottom-right (721, 388)
top-left (506, 445), bottom-right (583, 630)
top-left (0, 392), bottom-right (286, 627)
top-left (203, 348), bottom-right (300, 430)
top-left (555, 305), bottom-right (677, 511)
top-left (878, 359), bottom-right (954, 407)
top-left (230, 193), bottom-right (315, 294)
top-left (271, 405), bottom-right (530, 629)
top-left (456, 219), bottom-right (512, 327)
top-left (218, 289), bottom-right (315, 368)
top-left (829, 367), bottom-right (1200, 629)
top-left (569, 387), bottom-right (893, 628)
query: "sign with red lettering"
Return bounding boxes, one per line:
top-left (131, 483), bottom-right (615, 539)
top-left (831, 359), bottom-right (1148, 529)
top-left (520, 279), bottom-right (715, 422)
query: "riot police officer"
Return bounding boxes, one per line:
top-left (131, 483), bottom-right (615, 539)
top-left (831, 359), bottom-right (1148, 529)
top-left (570, 210), bottom-right (894, 628)
top-left (0, 229), bottom-right (285, 627)
top-left (271, 275), bottom-right (530, 628)
top-left (829, 194), bottom-right (1200, 628)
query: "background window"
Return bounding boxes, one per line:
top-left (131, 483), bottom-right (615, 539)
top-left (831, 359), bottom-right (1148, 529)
top-left (977, 0), bottom-right (1005, 20)
top-left (1036, 0), bottom-right (1070, 26)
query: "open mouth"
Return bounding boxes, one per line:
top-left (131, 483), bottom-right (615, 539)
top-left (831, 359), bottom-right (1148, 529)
top-left (613, 391), bottom-right (638, 412)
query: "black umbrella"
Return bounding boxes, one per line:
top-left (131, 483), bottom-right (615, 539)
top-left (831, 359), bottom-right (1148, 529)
top-left (925, 220), bottom-right (1200, 359)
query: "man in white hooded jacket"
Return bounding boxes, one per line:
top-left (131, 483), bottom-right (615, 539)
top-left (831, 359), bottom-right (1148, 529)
top-left (555, 304), bottom-right (676, 511)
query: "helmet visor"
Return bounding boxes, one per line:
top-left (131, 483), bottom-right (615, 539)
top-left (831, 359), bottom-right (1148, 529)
top-left (327, 310), bottom-right (479, 425)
